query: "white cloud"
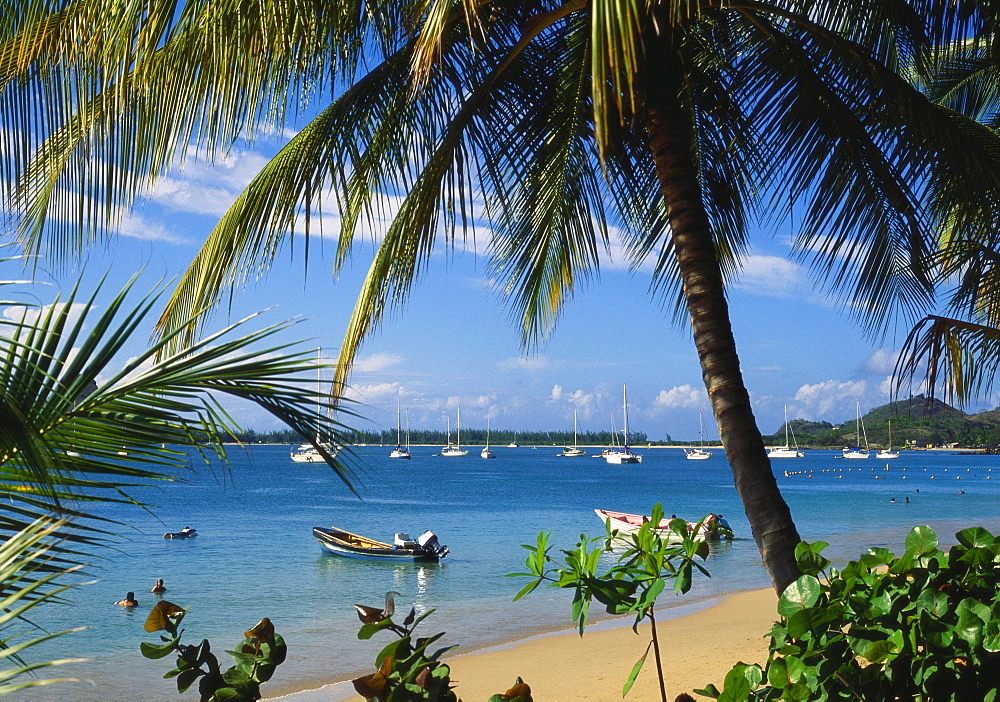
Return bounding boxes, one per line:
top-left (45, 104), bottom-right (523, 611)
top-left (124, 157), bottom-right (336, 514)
top-left (731, 255), bottom-right (810, 298)
top-left (2, 301), bottom-right (91, 326)
top-left (651, 384), bottom-right (706, 411)
top-left (793, 379), bottom-right (867, 418)
top-left (118, 212), bottom-right (191, 244)
top-left (344, 382), bottom-right (399, 404)
top-left (353, 352), bottom-right (403, 373)
top-left (863, 347), bottom-right (899, 376)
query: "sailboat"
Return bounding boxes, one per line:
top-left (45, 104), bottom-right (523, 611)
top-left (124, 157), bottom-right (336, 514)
top-left (768, 405), bottom-right (804, 458)
top-left (291, 348), bottom-right (338, 463)
top-left (481, 412), bottom-right (496, 459)
top-left (389, 393), bottom-right (410, 459)
top-left (558, 410), bottom-right (586, 457)
top-left (441, 407), bottom-right (469, 457)
top-left (605, 385), bottom-right (642, 464)
top-left (842, 402), bottom-right (871, 459)
top-left (684, 409), bottom-right (712, 460)
top-left (876, 420), bottom-right (900, 459)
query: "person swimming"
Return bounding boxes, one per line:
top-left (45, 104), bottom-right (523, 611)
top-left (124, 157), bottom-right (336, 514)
top-left (151, 578), bottom-right (166, 593)
top-left (115, 592), bottom-right (138, 607)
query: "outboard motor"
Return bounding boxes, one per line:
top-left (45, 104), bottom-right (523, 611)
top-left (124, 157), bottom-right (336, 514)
top-left (417, 530), bottom-right (449, 558)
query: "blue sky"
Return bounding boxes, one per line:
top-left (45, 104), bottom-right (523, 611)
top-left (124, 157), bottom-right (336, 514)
top-left (8, 134), bottom-right (993, 442)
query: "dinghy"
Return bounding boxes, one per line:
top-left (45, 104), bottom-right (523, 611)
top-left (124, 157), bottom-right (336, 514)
top-left (312, 526), bottom-right (448, 562)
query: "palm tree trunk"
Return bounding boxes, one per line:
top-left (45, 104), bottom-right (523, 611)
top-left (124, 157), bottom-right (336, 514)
top-left (640, 33), bottom-right (801, 594)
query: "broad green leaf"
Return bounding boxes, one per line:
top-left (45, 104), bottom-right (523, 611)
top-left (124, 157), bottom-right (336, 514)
top-left (983, 620), bottom-right (1000, 652)
top-left (905, 526), bottom-right (939, 556)
top-left (785, 607), bottom-right (838, 638)
top-left (955, 527), bottom-right (995, 549)
top-left (778, 575), bottom-right (822, 616)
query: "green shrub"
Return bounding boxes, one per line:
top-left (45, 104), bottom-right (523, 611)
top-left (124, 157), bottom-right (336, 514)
top-left (351, 591), bottom-right (531, 701)
top-left (140, 602), bottom-right (286, 701)
top-left (698, 526), bottom-right (1000, 701)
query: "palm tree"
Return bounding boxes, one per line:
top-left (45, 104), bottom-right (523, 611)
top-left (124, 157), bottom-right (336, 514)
top-left (4, 2), bottom-right (996, 592)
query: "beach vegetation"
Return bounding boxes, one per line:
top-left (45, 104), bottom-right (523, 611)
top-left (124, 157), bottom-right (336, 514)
top-left (699, 526), bottom-right (1000, 701)
top-left (140, 602), bottom-right (287, 701)
top-left (351, 591), bottom-right (532, 702)
top-left (512, 504), bottom-right (711, 702)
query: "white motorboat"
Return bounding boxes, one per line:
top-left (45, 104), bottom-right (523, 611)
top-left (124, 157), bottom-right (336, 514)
top-left (441, 408), bottom-right (469, 457)
top-left (389, 393), bottom-right (411, 459)
top-left (768, 405), bottom-right (804, 458)
top-left (558, 410), bottom-right (586, 457)
top-left (605, 385), bottom-right (642, 464)
top-left (507, 441), bottom-right (519, 448)
top-left (685, 409), bottom-right (712, 460)
top-left (481, 412), bottom-right (496, 459)
top-left (843, 401), bottom-right (870, 459)
top-left (876, 419), bottom-right (900, 459)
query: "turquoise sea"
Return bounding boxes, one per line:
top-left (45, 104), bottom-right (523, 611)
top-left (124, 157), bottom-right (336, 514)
top-left (20, 445), bottom-right (1000, 701)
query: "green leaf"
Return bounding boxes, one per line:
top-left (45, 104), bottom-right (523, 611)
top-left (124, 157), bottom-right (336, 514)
top-left (778, 575), bottom-right (822, 617)
top-left (622, 641), bottom-right (652, 696)
top-left (905, 526), bottom-right (939, 556)
top-left (955, 527), bottom-right (995, 549)
top-left (785, 607), bottom-right (838, 638)
top-left (983, 619), bottom-right (1000, 652)
top-left (140, 637), bottom-right (180, 660)
top-left (794, 541), bottom-right (831, 576)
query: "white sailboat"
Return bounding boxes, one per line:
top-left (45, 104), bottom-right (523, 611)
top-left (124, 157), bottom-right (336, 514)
top-left (389, 393), bottom-right (410, 459)
top-left (481, 412), bottom-right (496, 459)
top-left (842, 402), bottom-right (870, 459)
top-left (291, 347), bottom-right (338, 463)
top-left (558, 410), bottom-right (586, 457)
top-left (685, 409), bottom-right (712, 460)
top-left (768, 405), bottom-right (804, 458)
top-left (441, 407), bottom-right (469, 457)
top-left (605, 385), bottom-right (642, 464)
top-left (876, 420), bottom-right (900, 459)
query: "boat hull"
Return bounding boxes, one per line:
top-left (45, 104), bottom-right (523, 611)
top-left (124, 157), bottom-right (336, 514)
top-left (767, 447), bottom-right (804, 458)
top-left (558, 447), bottom-right (586, 457)
top-left (685, 449), bottom-right (712, 460)
top-left (594, 509), bottom-right (732, 541)
top-left (605, 451), bottom-right (642, 464)
top-left (312, 527), bottom-right (443, 562)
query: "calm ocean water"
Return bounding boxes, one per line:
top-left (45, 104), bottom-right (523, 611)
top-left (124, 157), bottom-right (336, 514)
top-left (20, 445), bottom-right (1000, 701)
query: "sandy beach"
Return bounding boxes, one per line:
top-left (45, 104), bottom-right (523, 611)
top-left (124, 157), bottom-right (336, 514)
top-left (447, 588), bottom-right (777, 701)
top-left (273, 588), bottom-right (778, 701)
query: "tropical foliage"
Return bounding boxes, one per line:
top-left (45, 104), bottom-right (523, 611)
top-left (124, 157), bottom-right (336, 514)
top-left (141, 603), bottom-right (287, 702)
top-left (699, 527), bottom-right (1000, 701)
top-left (350, 591), bottom-right (533, 702)
top-left (0, 519), bottom-right (86, 696)
top-left (512, 504), bottom-right (711, 701)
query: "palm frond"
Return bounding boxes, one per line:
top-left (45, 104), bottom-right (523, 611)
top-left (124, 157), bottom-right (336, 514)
top-left (1, 268), bottom-right (358, 559)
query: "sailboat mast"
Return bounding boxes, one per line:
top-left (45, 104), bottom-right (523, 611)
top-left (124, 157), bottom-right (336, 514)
top-left (622, 385), bottom-right (629, 451)
top-left (457, 406), bottom-right (462, 450)
top-left (396, 393), bottom-right (402, 446)
top-left (406, 409), bottom-right (410, 451)
top-left (574, 410), bottom-right (578, 447)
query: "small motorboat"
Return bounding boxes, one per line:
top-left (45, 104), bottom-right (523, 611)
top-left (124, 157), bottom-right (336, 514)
top-left (594, 509), bottom-right (733, 541)
top-left (164, 527), bottom-right (197, 539)
top-left (312, 527), bottom-right (448, 562)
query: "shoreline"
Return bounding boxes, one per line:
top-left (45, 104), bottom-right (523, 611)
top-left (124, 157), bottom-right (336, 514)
top-left (268, 588), bottom-right (777, 701)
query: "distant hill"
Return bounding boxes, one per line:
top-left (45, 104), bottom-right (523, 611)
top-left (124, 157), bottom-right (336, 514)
top-left (763, 395), bottom-right (1000, 448)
